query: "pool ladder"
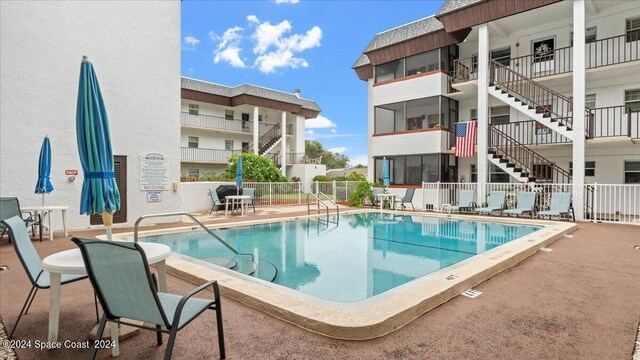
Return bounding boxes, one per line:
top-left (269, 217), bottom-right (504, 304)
top-left (307, 192), bottom-right (339, 221)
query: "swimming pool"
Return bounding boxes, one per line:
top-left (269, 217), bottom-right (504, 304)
top-left (139, 212), bottom-right (540, 303)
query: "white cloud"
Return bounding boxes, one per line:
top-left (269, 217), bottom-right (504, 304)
top-left (305, 129), bottom-right (315, 136)
top-left (305, 115), bottom-right (336, 129)
top-left (184, 36), bottom-right (200, 47)
top-left (212, 26), bottom-right (246, 68)
top-left (275, 0), bottom-right (300, 3)
top-left (328, 147), bottom-right (347, 154)
top-left (330, 128), bottom-right (337, 133)
top-left (247, 15), bottom-right (259, 24)
top-left (348, 154), bottom-right (369, 167)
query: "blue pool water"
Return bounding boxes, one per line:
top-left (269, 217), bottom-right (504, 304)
top-left (139, 212), bottom-right (540, 302)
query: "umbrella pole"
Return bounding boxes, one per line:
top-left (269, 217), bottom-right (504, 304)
top-left (102, 211), bottom-right (113, 241)
top-left (41, 194), bottom-right (45, 207)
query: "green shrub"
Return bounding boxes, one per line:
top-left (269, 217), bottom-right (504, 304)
top-left (372, 181), bottom-right (383, 188)
top-left (333, 175), bottom-right (348, 181)
top-left (347, 182), bottom-right (373, 208)
top-left (312, 175), bottom-right (332, 182)
top-left (347, 171), bottom-right (367, 181)
top-left (290, 176), bottom-right (301, 182)
top-left (227, 153), bottom-right (287, 182)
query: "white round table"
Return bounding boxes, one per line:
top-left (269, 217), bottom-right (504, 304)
top-left (376, 193), bottom-right (398, 210)
top-left (42, 242), bottom-right (171, 355)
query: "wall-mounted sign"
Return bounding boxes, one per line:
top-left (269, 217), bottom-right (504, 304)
top-left (140, 153), bottom-right (169, 191)
top-left (147, 191), bottom-right (162, 203)
top-left (65, 169), bottom-right (78, 176)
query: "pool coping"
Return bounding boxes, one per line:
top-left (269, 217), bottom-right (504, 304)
top-left (104, 210), bottom-right (577, 340)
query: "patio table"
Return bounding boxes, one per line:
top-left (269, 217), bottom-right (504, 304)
top-left (21, 205), bottom-right (68, 241)
top-left (225, 195), bottom-right (250, 215)
top-left (41, 241), bottom-right (171, 356)
top-left (376, 193), bottom-right (397, 210)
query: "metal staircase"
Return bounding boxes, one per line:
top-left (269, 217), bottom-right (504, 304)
top-left (247, 123), bottom-right (283, 156)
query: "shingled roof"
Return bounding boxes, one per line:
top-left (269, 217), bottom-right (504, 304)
top-left (352, 54), bottom-right (371, 68)
top-left (181, 77), bottom-right (321, 112)
top-left (436, 0), bottom-right (486, 16)
top-left (362, 15), bottom-right (444, 53)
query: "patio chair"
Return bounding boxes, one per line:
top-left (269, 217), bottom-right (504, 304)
top-left (394, 188), bottom-right (416, 211)
top-left (209, 189), bottom-right (224, 214)
top-left (538, 192), bottom-right (574, 221)
top-left (0, 197), bottom-right (42, 242)
top-left (443, 190), bottom-right (477, 213)
top-left (0, 216), bottom-right (97, 338)
top-left (72, 238), bottom-right (226, 360)
top-left (475, 191), bottom-right (506, 216)
top-left (243, 188), bottom-right (256, 212)
top-left (370, 188), bottom-right (384, 207)
top-left (503, 191), bottom-right (536, 218)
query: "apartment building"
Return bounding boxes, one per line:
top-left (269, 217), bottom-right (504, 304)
top-left (353, 0), bottom-right (640, 219)
top-left (180, 77), bottom-right (324, 181)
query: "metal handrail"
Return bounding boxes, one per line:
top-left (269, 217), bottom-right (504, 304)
top-left (133, 212), bottom-right (253, 261)
top-left (307, 192), bottom-right (329, 220)
top-left (317, 192), bottom-right (340, 217)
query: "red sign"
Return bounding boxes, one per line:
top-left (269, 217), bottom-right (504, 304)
top-left (65, 170), bottom-right (78, 176)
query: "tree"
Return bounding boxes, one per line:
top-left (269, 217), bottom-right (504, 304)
top-left (227, 153), bottom-right (287, 182)
top-left (305, 140), bottom-right (349, 169)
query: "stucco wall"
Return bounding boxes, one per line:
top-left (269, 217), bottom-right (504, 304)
top-left (180, 182), bottom-right (234, 213)
top-left (0, 1), bottom-right (181, 230)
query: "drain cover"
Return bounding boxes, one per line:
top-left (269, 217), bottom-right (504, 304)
top-left (540, 247), bottom-right (553, 253)
top-left (462, 289), bottom-right (482, 298)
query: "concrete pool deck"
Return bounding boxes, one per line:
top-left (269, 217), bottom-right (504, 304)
top-left (0, 209), bottom-right (639, 359)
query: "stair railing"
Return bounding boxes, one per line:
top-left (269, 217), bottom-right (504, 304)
top-left (247, 123), bottom-right (282, 155)
top-left (489, 60), bottom-right (593, 138)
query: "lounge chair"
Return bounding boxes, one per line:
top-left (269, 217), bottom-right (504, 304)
top-left (209, 189), bottom-right (224, 214)
top-left (370, 188), bottom-right (384, 207)
top-left (243, 188), bottom-right (256, 212)
top-left (475, 191), bottom-right (506, 216)
top-left (538, 192), bottom-right (574, 221)
top-left (0, 197), bottom-right (42, 242)
top-left (72, 238), bottom-right (226, 360)
top-left (443, 190), bottom-right (477, 213)
top-left (503, 191), bottom-right (536, 218)
top-left (0, 216), bottom-right (97, 338)
top-left (394, 188), bottom-right (416, 211)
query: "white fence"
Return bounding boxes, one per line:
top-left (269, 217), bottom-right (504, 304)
top-left (422, 182), bottom-right (640, 226)
top-left (313, 181), bottom-right (367, 202)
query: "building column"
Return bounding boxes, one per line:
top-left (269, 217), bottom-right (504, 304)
top-left (295, 115), bottom-right (305, 154)
top-left (253, 106), bottom-right (259, 154)
top-left (281, 111), bottom-right (287, 177)
top-left (572, 0), bottom-right (586, 220)
top-left (477, 24), bottom-right (489, 203)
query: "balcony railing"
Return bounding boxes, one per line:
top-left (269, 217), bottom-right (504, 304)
top-left (273, 153), bottom-right (322, 166)
top-left (491, 120), bottom-right (571, 146)
top-left (181, 147), bottom-right (241, 163)
top-left (453, 33), bottom-right (639, 83)
top-left (181, 112), bottom-right (290, 135)
top-left (592, 105), bottom-right (640, 138)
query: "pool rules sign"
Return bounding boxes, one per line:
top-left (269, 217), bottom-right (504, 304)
top-left (140, 153), bottom-right (169, 194)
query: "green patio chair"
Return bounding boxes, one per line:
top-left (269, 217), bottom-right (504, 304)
top-left (243, 188), bottom-right (256, 212)
top-left (1, 216), bottom-right (97, 338)
top-left (538, 192), bottom-right (574, 221)
top-left (475, 191), bottom-right (506, 216)
top-left (503, 191), bottom-right (536, 218)
top-left (394, 188), bottom-right (416, 211)
top-left (209, 189), bottom-right (224, 214)
top-left (0, 197), bottom-right (42, 242)
top-left (72, 238), bottom-right (225, 360)
top-left (370, 188), bottom-right (384, 207)
top-left (444, 190), bottom-right (477, 213)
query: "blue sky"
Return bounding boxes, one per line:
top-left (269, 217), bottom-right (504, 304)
top-left (181, 0), bottom-right (445, 167)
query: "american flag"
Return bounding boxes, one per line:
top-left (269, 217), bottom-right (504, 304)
top-left (455, 121), bottom-right (477, 157)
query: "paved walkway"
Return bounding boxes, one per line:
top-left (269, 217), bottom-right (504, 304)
top-left (0, 215), bottom-right (638, 359)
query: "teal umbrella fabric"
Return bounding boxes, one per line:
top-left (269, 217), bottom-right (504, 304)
top-left (76, 58), bottom-right (120, 215)
top-left (382, 157), bottom-right (390, 187)
top-left (35, 136), bottom-right (54, 194)
top-left (236, 155), bottom-right (243, 188)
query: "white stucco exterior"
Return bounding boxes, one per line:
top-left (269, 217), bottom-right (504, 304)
top-left (1, 1), bottom-right (182, 230)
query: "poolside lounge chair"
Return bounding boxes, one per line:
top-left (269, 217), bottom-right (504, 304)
top-left (538, 192), bottom-right (574, 221)
top-left (503, 191), bottom-right (536, 218)
top-left (1, 216), bottom-right (97, 338)
top-left (394, 188), bottom-right (416, 211)
top-left (475, 191), bottom-right (506, 216)
top-left (243, 188), bottom-right (256, 212)
top-left (443, 190), bottom-right (477, 213)
top-left (0, 197), bottom-right (42, 242)
top-left (370, 188), bottom-right (384, 207)
top-left (72, 238), bottom-right (226, 360)
top-left (209, 189), bottom-right (224, 214)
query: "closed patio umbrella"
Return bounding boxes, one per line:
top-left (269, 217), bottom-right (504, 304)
top-left (236, 154), bottom-right (243, 194)
top-left (35, 136), bottom-right (54, 206)
top-left (76, 56), bottom-right (120, 240)
top-left (382, 157), bottom-right (390, 187)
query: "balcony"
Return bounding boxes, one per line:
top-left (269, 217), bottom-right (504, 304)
top-left (453, 33), bottom-right (640, 84)
top-left (181, 147), bottom-right (241, 163)
top-left (181, 112), bottom-right (294, 135)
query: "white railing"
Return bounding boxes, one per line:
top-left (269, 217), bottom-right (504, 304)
top-left (313, 181), bottom-right (367, 202)
top-left (591, 183), bottom-right (640, 225)
top-left (242, 182), bottom-right (305, 206)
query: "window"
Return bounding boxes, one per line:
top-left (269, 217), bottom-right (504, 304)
top-left (569, 94), bottom-right (596, 109)
top-left (225, 110), bottom-right (234, 120)
top-left (470, 164), bottom-right (477, 183)
top-left (187, 169), bottom-right (199, 177)
top-left (188, 136), bottom-right (198, 148)
top-left (406, 50), bottom-right (439, 76)
top-left (242, 142), bottom-right (250, 152)
top-left (470, 109), bottom-right (478, 121)
top-left (490, 106), bottom-right (510, 125)
top-left (224, 140), bottom-right (234, 150)
top-left (469, 164), bottom-right (508, 183)
top-left (241, 113), bottom-right (250, 121)
top-left (625, 89), bottom-right (640, 112)
top-left (490, 47), bottom-right (511, 66)
top-left (569, 161), bottom-right (596, 177)
top-left (570, 26), bottom-right (597, 46)
top-left (626, 16), bottom-right (640, 43)
top-left (188, 104), bottom-right (199, 115)
top-left (374, 96), bottom-right (459, 134)
top-left (258, 115), bottom-right (263, 122)
top-left (532, 38), bottom-right (555, 62)
top-left (375, 154), bottom-right (444, 185)
top-left (375, 59), bottom-right (404, 83)
top-left (624, 161), bottom-right (640, 183)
